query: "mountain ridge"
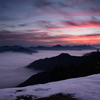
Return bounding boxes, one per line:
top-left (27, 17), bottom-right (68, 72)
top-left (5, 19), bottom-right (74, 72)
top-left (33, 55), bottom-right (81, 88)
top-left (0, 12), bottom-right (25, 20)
top-left (26, 52), bottom-right (88, 71)
top-left (18, 51), bottom-right (100, 87)
top-left (0, 45), bottom-right (37, 54)
top-left (29, 44), bottom-right (96, 50)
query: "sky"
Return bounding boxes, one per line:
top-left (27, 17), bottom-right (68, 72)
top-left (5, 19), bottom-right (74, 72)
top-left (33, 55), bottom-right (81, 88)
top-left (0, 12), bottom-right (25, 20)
top-left (0, 0), bottom-right (100, 46)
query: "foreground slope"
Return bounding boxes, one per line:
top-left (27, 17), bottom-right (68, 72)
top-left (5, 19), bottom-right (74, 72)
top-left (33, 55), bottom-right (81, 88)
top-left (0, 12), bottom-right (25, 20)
top-left (0, 74), bottom-right (100, 100)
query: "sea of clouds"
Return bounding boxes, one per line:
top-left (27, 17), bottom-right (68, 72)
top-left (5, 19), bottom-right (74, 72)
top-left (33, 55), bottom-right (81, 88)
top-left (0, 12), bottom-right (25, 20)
top-left (0, 50), bottom-right (95, 88)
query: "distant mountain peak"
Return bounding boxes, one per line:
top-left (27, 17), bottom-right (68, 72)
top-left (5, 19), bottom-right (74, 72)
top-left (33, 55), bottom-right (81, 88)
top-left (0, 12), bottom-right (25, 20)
top-left (58, 53), bottom-right (71, 57)
top-left (52, 44), bottom-right (63, 48)
top-left (37, 46), bottom-right (46, 48)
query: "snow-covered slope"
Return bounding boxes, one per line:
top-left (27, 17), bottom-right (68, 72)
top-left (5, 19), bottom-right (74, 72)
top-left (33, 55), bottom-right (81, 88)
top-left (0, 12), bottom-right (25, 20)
top-left (0, 74), bottom-right (100, 100)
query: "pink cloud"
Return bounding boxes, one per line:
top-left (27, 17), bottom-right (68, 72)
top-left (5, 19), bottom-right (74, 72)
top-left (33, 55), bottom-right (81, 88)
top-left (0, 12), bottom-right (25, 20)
top-left (45, 20), bottom-right (100, 29)
top-left (0, 30), bottom-right (100, 45)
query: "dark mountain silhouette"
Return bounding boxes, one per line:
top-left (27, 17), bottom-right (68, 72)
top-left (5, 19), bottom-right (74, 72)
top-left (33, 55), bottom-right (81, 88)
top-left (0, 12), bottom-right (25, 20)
top-left (0, 45), bottom-right (96, 53)
top-left (18, 51), bottom-right (100, 87)
top-left (18, 71), bottom-right (51, 87)
top-left (29, 46), bottom-right (49, 50)
top-left (0, 45), bottom-right (38, 54)
top-left (52, 44), bottom-right (63, 48)
top-left (36, 46), bottom-right (47, 48)
top-left (27, 53), bottom-right (89, 71)
top-left (29, 44), bottom-right (96, 50)
top-left (71, 45), bottom-right (96, 50)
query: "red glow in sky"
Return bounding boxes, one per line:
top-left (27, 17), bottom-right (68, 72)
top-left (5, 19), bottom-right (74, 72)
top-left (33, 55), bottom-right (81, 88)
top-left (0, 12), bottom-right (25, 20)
top-left (0, 0), bottom-right (100, 46)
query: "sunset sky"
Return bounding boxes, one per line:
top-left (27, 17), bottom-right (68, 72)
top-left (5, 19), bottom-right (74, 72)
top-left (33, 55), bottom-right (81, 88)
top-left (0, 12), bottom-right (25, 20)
top-left (0, 0), bottom-right (100, 46)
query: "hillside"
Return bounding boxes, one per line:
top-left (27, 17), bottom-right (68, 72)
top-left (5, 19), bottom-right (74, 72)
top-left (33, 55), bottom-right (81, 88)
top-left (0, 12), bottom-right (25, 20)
top-left (27, 51), bottom-right (100, 71)
top-left (18, 51), bottom-right (100, 87)
top-left (27, 53), bottom-right (88, 71)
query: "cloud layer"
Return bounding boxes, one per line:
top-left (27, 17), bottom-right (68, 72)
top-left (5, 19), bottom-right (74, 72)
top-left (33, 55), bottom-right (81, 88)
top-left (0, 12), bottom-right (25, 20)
top-left (0, 0), bottom-right (100, 46)
top-left (0, 30), bottom-right (100, 45)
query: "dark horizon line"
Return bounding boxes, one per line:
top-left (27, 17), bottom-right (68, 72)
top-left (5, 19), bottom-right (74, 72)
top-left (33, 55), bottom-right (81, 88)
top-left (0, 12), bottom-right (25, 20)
top-left (0, 44), bottom-right (100, 47)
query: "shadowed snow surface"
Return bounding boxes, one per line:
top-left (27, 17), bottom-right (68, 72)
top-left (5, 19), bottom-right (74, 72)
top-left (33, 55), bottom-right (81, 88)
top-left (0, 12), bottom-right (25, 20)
top-left (0, 74), bottom-right (100, 100)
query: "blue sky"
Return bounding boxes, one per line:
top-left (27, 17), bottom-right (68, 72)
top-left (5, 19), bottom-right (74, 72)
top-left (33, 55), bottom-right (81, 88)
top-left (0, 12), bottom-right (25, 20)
top-left (0, 0), bottom-right (100, 46)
